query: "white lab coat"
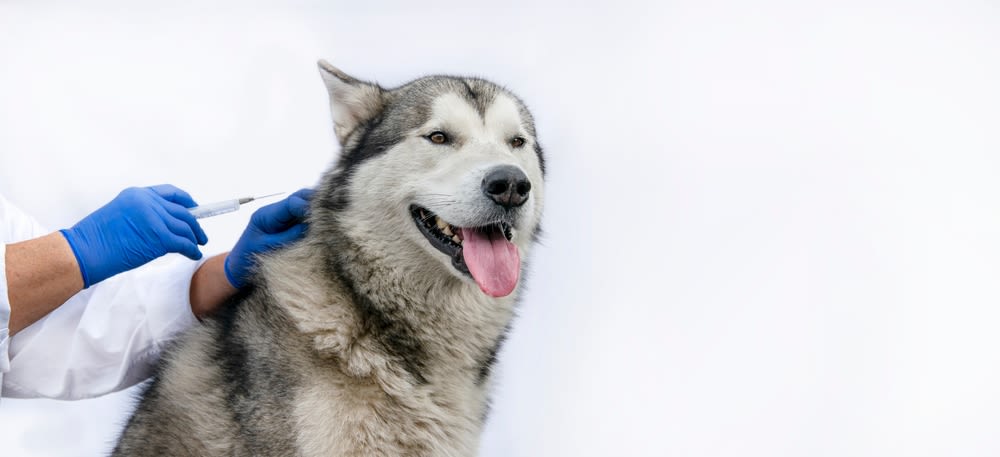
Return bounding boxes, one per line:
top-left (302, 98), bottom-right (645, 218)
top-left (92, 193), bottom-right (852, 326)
top-left (0, 194), bottom-right (200, 399)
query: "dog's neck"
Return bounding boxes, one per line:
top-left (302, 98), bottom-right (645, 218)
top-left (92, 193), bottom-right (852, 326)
top-left (263, 230), bottom-right (516, 389)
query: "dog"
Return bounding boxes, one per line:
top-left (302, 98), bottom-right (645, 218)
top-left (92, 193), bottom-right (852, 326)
top-left (111, 60), bottom-right (546, 456)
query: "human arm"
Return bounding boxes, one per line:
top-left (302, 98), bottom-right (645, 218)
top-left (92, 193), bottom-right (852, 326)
top-left (5, 186), bottom-right (313, 326)
top-left (3, 256), bottom-right (202, 399)
top-left (4, 232), bottom-right (83, 335)
top-left (4, 185), bottom-right (205, 336)
top-left (1, 189), bottom-right (311, 399)
top-left (189, 253), bottom-right (237, 319)
top-left (1, 185), bottom-right (206, 398)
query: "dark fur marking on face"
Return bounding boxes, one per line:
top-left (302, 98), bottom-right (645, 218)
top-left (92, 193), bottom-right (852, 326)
top-left (532, 223), bottom-right (545, 244)
top-left (462, 78), bottom-right (499, 119)
top-left (316, 114), bottom-right (404, 213)
top-left (534, 142), bottom-right (547, 177)
top-left (459, 79), bottom-right (488, 118)
top-left (339, 116), bottom-right (391, 173)
top-left (461, 79), bottom-right (477, 101)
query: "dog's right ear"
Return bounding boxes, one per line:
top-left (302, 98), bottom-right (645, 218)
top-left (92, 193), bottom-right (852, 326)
top-left (317, 60), bottom-right (386, 145)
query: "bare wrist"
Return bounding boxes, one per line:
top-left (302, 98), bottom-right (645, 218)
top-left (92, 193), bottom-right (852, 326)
top-left (189, 253), bottom-right (238, 319)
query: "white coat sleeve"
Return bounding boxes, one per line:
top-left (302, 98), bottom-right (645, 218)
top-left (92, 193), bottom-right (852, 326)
top-left (0, 243), bottom-right (10, 381)
top-left (0, 195), bottom-right (201, 400)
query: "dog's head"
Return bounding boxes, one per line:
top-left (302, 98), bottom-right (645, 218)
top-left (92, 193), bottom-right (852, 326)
top-left (314, 61), bottom-right (545, 298)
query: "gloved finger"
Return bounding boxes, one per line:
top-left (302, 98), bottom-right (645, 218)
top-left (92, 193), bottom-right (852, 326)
top-left (286, 194), bottom-right (311, 220)
top-left (290, 188), bottom-right (316, 202)
top-left (156, 197), bottom-right (209, 245)
top-left (163, 233), bottom-right (204, 261)
top-left (148, 184), bottom-right (199, 209)
top-left (223, 254), bottom-right (246, 288)
top-left (151, 203), bottom-right (203, 247)
top-left (260, 188), bottom-right (314, 226)
top-left (262, 223), bottom-right (308, 249)
top-left (252, 196), bottom-right (310, 234)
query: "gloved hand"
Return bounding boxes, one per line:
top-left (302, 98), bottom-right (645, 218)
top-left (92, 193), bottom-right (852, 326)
top-left (224, 188), bottom-right (314, 288)
top-left (60, 185), bottom-right (208, 288)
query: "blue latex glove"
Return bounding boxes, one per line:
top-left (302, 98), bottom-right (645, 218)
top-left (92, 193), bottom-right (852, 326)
top-left (60, 185), bottom-right (208, 288)
top-left (224, 188), bottom-right (314, 288)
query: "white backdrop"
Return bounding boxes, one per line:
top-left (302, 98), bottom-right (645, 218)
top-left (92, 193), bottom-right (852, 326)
top-left (1, 1), bottom-right (1000, 456)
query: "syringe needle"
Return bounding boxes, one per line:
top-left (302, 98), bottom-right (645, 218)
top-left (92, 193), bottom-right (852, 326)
top-left (238, 192), bottom-right (284, 205)
top-left (192, 192), bottom-right (287, 219)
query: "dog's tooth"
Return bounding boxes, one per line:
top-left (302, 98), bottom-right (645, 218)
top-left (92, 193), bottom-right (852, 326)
top-left (442, 225), bottom-right (454, 237)
top-left (435, 217), bottom-right (447, 229)
top-left (452, 234), bottom-right (461, 244)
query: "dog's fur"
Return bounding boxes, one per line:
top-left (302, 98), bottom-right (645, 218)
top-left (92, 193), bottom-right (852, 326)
top-left (111, 61), bottom-right (545, 456)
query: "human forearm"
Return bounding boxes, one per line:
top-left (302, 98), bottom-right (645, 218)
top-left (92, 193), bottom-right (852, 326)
top-left (5, 185), bottom-right (208, 336)
top-left (5, 232), bottom-right (84, 335)
top-left (189, 253), bottom-right (237, 319)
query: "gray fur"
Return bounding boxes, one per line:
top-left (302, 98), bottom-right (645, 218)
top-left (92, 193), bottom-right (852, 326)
top-left (112, 60), bottom-right (545, 457)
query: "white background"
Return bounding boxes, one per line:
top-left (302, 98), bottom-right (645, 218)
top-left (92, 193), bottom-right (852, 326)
top-left (1, 1), bottom-right (1000, 456)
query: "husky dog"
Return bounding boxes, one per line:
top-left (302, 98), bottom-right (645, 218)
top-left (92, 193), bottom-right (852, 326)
top-left (112, 60), bottom-right (545, 456)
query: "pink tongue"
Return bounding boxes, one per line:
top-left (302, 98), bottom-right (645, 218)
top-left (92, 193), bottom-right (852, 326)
top-left (460, 227), bottom-right (521, 297)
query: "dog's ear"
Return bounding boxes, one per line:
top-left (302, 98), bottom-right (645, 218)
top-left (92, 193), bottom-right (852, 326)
top-left (317, 60), bottom-right (386, 145)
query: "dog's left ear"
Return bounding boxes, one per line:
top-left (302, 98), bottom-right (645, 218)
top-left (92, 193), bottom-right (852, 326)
top-left (317, 60), bottom-right (386, 146)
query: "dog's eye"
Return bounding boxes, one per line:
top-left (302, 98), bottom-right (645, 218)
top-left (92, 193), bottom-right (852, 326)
top-left (427, 132), bottom-right (449, 145)
top-left (510, 137), bottom-right (526, 148)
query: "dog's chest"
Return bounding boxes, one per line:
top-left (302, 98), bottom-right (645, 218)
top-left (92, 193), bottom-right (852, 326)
top-left (292, 372), bottom-right (485, 457)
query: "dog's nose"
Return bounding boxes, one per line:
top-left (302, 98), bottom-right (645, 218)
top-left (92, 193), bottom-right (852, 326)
top-left (482, 165), bottom-right (531, 208)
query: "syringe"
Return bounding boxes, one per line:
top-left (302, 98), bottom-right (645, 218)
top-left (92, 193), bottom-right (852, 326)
top-left (188, 193), bottom-right (284, 219)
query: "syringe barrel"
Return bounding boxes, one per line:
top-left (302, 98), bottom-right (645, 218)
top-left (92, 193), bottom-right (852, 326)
top-left (189, 200), bottom-right (241, 219)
